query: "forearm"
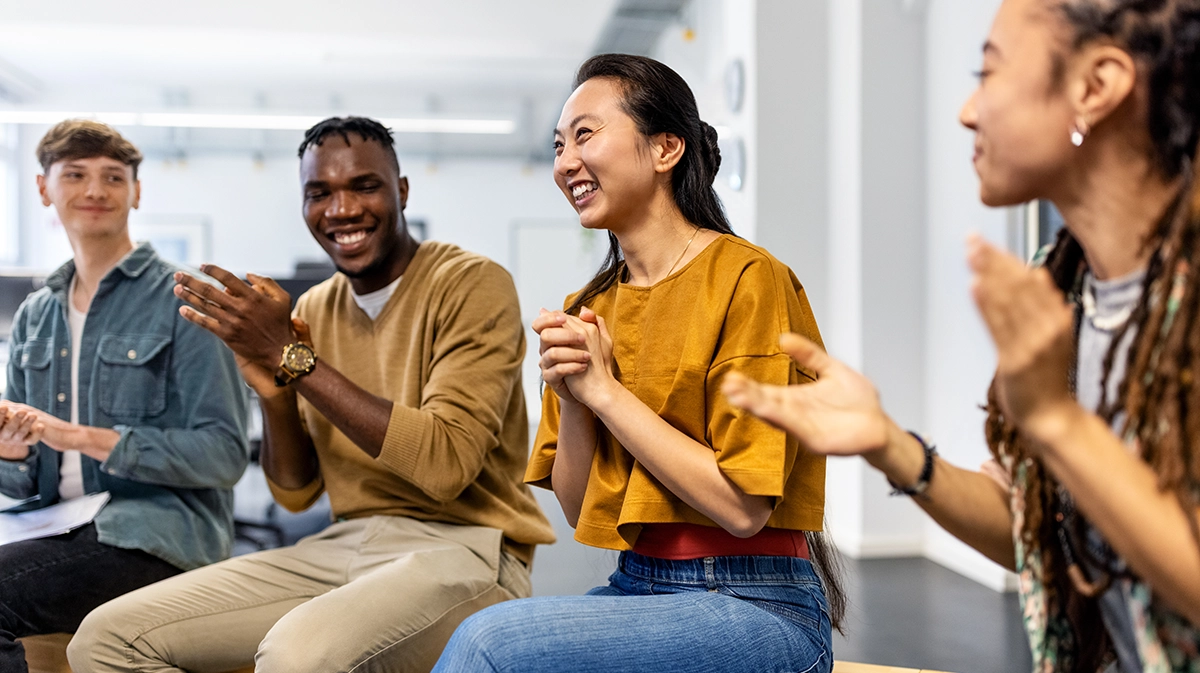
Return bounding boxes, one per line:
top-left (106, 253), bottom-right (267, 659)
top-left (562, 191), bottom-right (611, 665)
top-left (867, 422), bottom-right (1016, 569)
top-left (591, 385), bottom-right (773, 537)
top-left (291, 364), bottom-right (391, 459)
top-left (40, 424), bottom-right (120, 463)
top-left (549, 398), bottom-right (598, 527)
top-left (258, 390), bottom-right (320, 489)
top-left (1033, 405), bottom-right (1200, 624)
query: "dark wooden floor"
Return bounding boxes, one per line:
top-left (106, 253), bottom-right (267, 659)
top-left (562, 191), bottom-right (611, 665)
top-left (833, 557), bottom-right (1031, 673)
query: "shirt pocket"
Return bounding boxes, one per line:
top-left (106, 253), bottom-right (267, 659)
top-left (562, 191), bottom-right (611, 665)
top-left (96, 334), bottom-right (172, 419)
top-left (12, 337), bottom-right (54, 405)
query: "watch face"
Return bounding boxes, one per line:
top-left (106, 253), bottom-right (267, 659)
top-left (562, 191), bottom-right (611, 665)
top-left (284, 345), bottom-right (315, 371)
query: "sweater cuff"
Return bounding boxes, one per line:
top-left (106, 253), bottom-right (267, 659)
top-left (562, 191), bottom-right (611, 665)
top-left (265, 474), bottom-right (325, 513)
top-left (377, 404), bottom-right (429, 481)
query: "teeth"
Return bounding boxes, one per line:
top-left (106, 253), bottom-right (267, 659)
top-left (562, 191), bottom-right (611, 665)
top-left (334, 230), bottom-right (368, 245)
top-left (572, 183), bottom-right (597, 199)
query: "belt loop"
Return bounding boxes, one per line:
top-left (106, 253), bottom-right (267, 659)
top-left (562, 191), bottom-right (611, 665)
top-left (704, 556), bottom-right (717, 591)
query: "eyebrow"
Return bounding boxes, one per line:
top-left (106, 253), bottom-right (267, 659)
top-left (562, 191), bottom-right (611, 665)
top-left (553, 113), bottom-right (600, 138)
top-left (982, 41), bottom-right (1003, 58)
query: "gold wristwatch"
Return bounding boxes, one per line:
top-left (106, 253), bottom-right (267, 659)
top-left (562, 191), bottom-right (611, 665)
top-left (274, 343), bottom-right (317, 387)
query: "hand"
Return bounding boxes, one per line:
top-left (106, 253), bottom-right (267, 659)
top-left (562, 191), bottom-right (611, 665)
top-left (174, 266), bottom-right (294, 371)
top-left (563, 307), bottom-right (617, 408)
top-left (532, 309), bottom-right (591, 405)
top-left (0, 403), bottom-right (45, 461)
top-left (967, 235), bottom-right (1079, 441)
top-left (722, 333), bottom-right (891, 457)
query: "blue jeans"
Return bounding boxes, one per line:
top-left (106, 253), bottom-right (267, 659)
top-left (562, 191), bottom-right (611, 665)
top-left (433, 551), bottom-right (832, 673)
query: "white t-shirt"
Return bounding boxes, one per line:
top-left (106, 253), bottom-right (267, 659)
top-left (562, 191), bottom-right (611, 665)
top-left (58, 275), bottom-right (87, 501)
top-left (351, 276), bottom-right (402, 321)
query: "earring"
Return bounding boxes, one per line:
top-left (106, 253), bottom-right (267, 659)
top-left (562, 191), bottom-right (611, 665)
top-left (1070, 121), bottom-right (1089, 147)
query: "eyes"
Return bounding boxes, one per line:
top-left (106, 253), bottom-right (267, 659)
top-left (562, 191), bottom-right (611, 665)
top-left (553, 128), bottom-right (593, 156)
top-left (62, 172), bottom-right (126, 183)
top-left (972, 68), bottom-right (993, 83)
top-left (304, 182), bottom-right (380, 202)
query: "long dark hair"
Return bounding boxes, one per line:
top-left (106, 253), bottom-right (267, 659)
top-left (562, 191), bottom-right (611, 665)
top-left (563, 53), bottom-right (847, 632)
top-left (564, 54), bottom-right (734, 316)
top-left (987, 2), bottom-right (1200, 669)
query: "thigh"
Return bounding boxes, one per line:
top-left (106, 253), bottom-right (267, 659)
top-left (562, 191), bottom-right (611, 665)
top-left (70, 538), bottom-right (354, 673)
top-left (257, 534), bottom-right (515, 673)
top-left (434, 592), bottom-right (832, 673)
top-left (0, 524), bottom-right (179, 636)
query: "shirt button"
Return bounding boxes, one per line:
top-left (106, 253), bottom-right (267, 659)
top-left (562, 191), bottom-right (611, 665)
top-left (60, 348), bottom-right (68, 357)
top-left (107, 468), bottom-right (116, 475)
top-left (17, 465), bottom-right (27, 472)
top-left (127, 350), bottom-right (137, 360)
top-left (21, 354), bottom-right (28, 365)
top-left (57, 392), bottom-right (66, 402)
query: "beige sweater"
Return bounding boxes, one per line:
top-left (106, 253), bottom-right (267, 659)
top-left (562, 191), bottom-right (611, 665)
top-left (267, 241), bottom-right (554, 563)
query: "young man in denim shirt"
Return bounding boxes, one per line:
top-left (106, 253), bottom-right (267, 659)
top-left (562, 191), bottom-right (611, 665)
top-left (0, 120), bottom-right (249, 673)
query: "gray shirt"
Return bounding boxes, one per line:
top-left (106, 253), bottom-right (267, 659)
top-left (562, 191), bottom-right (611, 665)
top-left (1076, 268), bottom-right (1145, 673)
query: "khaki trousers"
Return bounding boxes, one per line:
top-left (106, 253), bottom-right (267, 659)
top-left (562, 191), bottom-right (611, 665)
top-left (67, 516), bottom-right (531, 673)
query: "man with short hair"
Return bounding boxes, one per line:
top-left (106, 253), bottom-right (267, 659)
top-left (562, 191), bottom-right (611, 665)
top-left (72, 116), bottom-right (554, 673)
top-left (0, 119), bottom-right (249, 673)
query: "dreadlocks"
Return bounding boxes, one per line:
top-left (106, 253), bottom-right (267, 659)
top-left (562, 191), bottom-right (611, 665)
top-left (298, 116), bottom-right (400, 173)
top-left (985, 1), bottom-right (1200, 669)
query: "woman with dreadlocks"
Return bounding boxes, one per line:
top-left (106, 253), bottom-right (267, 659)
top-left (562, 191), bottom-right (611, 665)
top-left (724, 0), bottom-right (1200, 671)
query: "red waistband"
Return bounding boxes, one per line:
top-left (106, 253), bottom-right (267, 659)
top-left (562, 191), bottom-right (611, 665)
top-left (632, 523), bottom-right (810, 561)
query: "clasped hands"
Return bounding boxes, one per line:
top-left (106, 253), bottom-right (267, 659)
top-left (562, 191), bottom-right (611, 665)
top-left (533, 307), bottom-right (616, 409)
top-left (173, 265), bottom-right (311, 396)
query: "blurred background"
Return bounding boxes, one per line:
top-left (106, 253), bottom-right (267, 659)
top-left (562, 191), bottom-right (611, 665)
top-left (0, 1), bottom-right (1047, 669)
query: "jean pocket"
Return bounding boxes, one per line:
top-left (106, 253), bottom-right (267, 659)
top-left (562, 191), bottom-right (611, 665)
top-left (96, 334), bottom-right (172, 419)
top-left (722, 582), bottom-right (829, 633)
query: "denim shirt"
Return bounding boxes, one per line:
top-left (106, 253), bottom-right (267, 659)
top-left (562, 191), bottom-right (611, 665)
top-left (0, 243), bottom-right (249, 571)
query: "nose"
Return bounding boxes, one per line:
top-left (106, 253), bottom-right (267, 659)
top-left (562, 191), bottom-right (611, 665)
top-left (555, 142), bottom-right (581, 179)
top-left (959, 89), bottom-right (979, 131)
top-left (325, 190), bottom-right (362, 221)
top-left (83, 176), bottom-right (107, 199)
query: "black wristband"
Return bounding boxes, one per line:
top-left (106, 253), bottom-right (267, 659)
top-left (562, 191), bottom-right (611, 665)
top-left (887, 431), bottom-right (937, 498)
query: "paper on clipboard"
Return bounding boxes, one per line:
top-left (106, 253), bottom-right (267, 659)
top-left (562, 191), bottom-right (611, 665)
top-left (0, 492), bottom-right (111, 546)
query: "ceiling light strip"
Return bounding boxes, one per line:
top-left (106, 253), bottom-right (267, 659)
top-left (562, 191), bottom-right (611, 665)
top-left (0, 111), bottom-right (516, 134)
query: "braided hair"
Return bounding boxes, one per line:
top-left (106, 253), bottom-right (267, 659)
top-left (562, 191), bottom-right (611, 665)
top-left (985, 2), bottom-right (1200, 668)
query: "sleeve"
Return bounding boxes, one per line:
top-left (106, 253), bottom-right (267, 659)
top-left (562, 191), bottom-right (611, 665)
top-left (263, 293), bottom-right (325, 511)
top-left (524, 386), bottom-right (560, 490)
top-left (706, 260), bottom-right (823, 501)
top-left (0, 305), bottom-right (40, 500)
top-left (373, 261), bottom-right (527, 503)
top-left (99, 312), bottom-right (250, 490)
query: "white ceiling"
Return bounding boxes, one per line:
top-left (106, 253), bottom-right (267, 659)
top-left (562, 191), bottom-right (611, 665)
top-left (0, 1), bottom-right (624, 158)
top-left (0, 1), bottom-right (618, 99)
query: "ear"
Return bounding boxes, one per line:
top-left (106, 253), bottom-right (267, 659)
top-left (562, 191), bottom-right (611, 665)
top-left (132, 179), bottom-right (141, 210)
top-left (397, 175), bottom-right (409, 210)
top-left (36, 174), bottom-right (51, 207)
top-left (649, 132), bottom-right (686, 175)
top-left (1070, 43), bottom-right (1137, 131)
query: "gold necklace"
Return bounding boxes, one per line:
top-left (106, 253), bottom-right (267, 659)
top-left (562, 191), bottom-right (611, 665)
top-left (665, 229), bottom-right (699, 279)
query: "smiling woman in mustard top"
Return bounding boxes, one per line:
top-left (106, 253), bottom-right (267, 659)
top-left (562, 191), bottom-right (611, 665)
top-left (433, 54), bottom-right (843, 673)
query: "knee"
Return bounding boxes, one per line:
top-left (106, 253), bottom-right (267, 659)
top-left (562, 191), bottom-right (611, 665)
top-left (68, 602), bottom-right (131, 673)
top-left (436, 602), bottom-right (528, 671)
top-left (255, 617), bottom-right (335, 673)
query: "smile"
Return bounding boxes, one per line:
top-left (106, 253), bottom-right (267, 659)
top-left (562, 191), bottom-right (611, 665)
top-left (333, 230), bottom-right (369, 245)
top-left (571, 182), bottom-right (598, 199)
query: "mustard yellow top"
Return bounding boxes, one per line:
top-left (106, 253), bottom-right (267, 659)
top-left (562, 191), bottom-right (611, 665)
top-left (526, 234), bottom-right (827, 550)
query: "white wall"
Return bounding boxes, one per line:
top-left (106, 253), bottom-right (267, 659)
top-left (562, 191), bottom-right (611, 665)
top-left (17, 125), bottom-right (574, 275)
top-left (922, 0), bottom-right (1014, 591)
